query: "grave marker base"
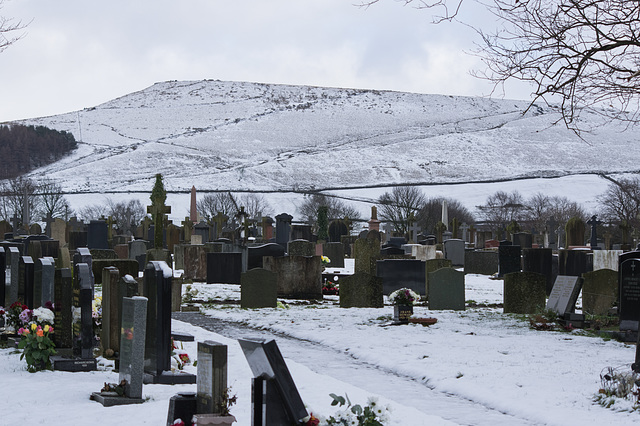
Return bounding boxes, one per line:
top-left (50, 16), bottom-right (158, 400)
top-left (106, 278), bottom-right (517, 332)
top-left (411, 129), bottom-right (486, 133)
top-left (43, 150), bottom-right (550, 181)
top-left (90, 392), bottom-right (145, 407)
top-left (143, 370), bottom-right (196, 385)
top-left (51, 355), bottom-right (97, 372)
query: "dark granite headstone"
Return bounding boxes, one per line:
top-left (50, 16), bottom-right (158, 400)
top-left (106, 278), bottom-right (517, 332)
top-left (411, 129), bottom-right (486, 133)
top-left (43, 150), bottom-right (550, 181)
top-left (376, 259), bottom-right (426, 296)
top-left (241, 268), bottom-right (277, 309)
top-left (0, 247), bottom-right (5, 307)
top-left (263, 255), bottom-right (322, 300)
top-left (275, 213), bottom-right (293, 250)
top-left (522, 248), bottom-right (554, 295)
top-left (34, 257), bottom-right (55, 308)
top-left (247, 243), bottom-right (285, 270)
top-left (322, 242), bottom-right (345, 268)
top-left (5, 246), bottom-right (19, 306)
top-left (339, 272), bottom-right (383, 308)
top-left (206, 252), bottom-right (242, 284)
top-left (503, 271), bottom-right (546, 314)
top-left (558, 249), bottom-right (592, 277)
top-left (92, 259), bottom-right (140, 285)
top-left (498, 245), bottom-right (521, 277)
top-left (101, 267), bottom-right (121, 356)
top-left (620, 257), bottom-right (640, 331)
top-left (512, 232), bottom-right (533, 249)
top-left (428, 268), bottom-right (465, 310)
top-left (53, 268), bottom-right (73, 350)
top-left (20, 256), bottom-right (35, 308)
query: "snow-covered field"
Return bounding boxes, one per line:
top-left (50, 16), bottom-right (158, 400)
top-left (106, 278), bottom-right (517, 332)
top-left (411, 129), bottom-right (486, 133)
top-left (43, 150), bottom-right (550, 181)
top-left (2, 273), bottom-right (639, 425)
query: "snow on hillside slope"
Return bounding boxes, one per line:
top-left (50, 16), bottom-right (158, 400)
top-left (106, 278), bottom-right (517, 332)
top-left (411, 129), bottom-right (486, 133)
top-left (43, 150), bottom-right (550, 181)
top-left (13, 79), bottom-right (640, 194)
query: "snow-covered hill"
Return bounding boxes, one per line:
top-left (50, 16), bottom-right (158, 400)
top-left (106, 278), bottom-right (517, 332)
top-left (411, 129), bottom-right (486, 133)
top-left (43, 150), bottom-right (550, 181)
top-left (11, 80), bottom-right (639, 195)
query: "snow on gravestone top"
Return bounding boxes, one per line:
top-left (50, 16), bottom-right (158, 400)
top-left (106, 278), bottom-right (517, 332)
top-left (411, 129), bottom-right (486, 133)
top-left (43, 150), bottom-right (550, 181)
top-left (546, 275), bottom-right (582, 314)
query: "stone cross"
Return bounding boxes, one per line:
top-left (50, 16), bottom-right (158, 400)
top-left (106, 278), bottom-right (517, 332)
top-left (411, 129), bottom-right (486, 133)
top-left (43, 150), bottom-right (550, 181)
top-left (460, 222), bottom-right (470, 242)
top-left (408, 221), bottom-right (420, 244)
top-left (41, 212), bottom-right (55, 237)
top-left (181, 217), bottom-right (193, 242)
top-left (147, 203), bottom-right (171, 250)
top-left (212, 212), bottom-right (228, 240)
top-left (587, 215), bottom-right (602, 249)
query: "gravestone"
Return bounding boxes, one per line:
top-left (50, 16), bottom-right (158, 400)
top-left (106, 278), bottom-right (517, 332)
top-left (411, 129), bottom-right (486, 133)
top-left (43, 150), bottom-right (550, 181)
top-left (322, 242), bottom-right (345, 268)
top-left (263, 255), bottom-right (323, 300)
top-left (114, 243), bottom-right (129, 260)
top-left (443, 239), bottom-right (465, 266)
top-left (196, 341), bottom-right (228, 415)
top-left (522, 248), bottom-right (554, 295)
top-left (51, 263), bottom-right (98, 371)
top-left (238, 338), bottom-right (309, 425)
top-left (247, 243), bottom-right (285, 270)
top-left (130, 239), bottom-right (149, 271)
top-left (91, 296), bottom-right (147, 406)
top-left (512, 232), bottom-right (533, 249)
top-left (339, 272), bottom-right (383, 308)
top-left (558, 249), bottom-right (592, 277)
top-left (34, 257), bottom-right (55, 308)
top-left (353, 231), bottom-right (381, 275)
top-left (275, 213), bottom-right (293, 250)
top-left (53, 268), bottom-right (73, 350)
top-left (206, 252), bottom-right (242, 284)
top-left (51, 218), bottom-right (67, 246)
top-left (241, 268), bottom-right (277, 309)
top-left (20, 256), bottom-right (35, 309)
top-left (92, 259), bottom-right (139, 285)
top-left (428, 268), bottom-right (465, 310)
top-left (503, 271), bottom-right (546, 314)
top-left (73, 247), bottom-right (94, 287)
top-left (328, 220), bottom-right (349, 243)
top-left (90, 248), bottom-right (118, 260)
top-left (290, 224), bottom-right (312, 241)
top-left (619, 256), bottom-right (640, 331)
top-left (143, 261), bottom-right (196, 384)
top-left (287, 239), bottom-right (315, 257)
top-left (5, 246), bottom-right (19, 306)
top-left (0, 247), bottom-right (4, 307)
top-left (182, 245), bottom-right (208, 281)
top-left (101, 267), bottom-right (121, 357)
top-left (87, 220), bottom-right (109, 249)
top-left (546, 276), bottom-right (583, 315)
top-left (582, 269), bottom-right (618, 316)
top-left (592, 250), bottom-right (623, 271)
top-left (498, 245), bottom-right (521, 277)
top-left (376, 259), bottom-right (425, 296)
top-left (464, 250), bottom-right (498, 275)
top-left (425, 258), bottom-right (452, 296)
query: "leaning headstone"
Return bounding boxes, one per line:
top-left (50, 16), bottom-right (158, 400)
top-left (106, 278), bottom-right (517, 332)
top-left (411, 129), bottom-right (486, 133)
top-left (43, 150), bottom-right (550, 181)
top-left (376, 259), bottom-right (425, 296)
top-left (91, 296), bottom-right (148, 406)
top-left (143, 261), bottom-right (196, 384)
top-left (428, 268), bottom-right (465, 310)
top-left (582, 269), bottom-right (618, 316)
top-left (241, 268), bottom-right (277, 309)
top-left (239, 338), bottom-right (309, 425)
top-left (443, 239), bottom-right (465, 266)
top-left (339, 272), bottom-right (383, 308)
top-left (503, 271), bottom-right (546, 314)
top-left (546, 276), bottom-right (583, 315)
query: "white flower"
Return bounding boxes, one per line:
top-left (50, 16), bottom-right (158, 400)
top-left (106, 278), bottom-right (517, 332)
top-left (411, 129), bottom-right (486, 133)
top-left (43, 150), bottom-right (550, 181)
top-left (32, 307), bottom-right (55, 325)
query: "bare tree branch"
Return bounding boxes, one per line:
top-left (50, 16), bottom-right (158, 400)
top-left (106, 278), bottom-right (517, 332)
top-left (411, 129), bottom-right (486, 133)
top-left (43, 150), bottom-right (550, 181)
top-left (0, 0), bottom-right (27, 53)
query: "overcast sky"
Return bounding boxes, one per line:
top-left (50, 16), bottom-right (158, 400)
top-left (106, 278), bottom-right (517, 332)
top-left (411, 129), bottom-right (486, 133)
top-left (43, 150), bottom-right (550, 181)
top-left (0, 0), bottom-right (533, 122)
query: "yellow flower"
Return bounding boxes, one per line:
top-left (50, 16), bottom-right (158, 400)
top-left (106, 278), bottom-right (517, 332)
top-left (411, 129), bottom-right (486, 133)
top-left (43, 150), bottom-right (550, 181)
top-left (44, 325), bottom-right (50, 333)
top-left (30, 323), bottom-right (37, 331)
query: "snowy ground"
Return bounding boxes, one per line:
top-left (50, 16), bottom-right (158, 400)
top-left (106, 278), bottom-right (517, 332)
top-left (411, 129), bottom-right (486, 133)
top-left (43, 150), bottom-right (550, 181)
top-left (1, 273), bottom-right (639, 425)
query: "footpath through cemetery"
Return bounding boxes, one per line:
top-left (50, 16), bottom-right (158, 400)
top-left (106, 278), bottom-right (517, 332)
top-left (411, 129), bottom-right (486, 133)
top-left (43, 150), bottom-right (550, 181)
top-left (4, 176), bottom-right (640, 425)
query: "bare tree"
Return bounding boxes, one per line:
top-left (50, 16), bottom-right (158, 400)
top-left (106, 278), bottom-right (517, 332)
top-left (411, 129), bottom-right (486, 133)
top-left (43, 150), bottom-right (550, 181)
top-left (107, 199), bottom-right (145, 235)
top-left (0, 0), bottom-right (27, 53)
top-left (418, 196), bottom-right (474, 234)
top-left (236, 194), bottom-right (273, 218)
top-left (524, 192), bottom-right (586, 231)
top-left (298, 193), bottom-right (361, 224)
top-left (378, 186), bottom-right (426, 234)
top-left (196, 193), bottom-right (237, 221)
top-left (477, 190), bottom-right (526, 232)
top-left (38, 179), bottom-right (72, 220)
top-left (598, 177), bottom-right (640, 229)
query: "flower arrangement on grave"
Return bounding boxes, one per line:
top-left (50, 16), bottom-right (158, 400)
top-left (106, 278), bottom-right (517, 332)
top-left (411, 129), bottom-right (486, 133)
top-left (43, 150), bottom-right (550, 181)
top-left (325, 393), bottom-right (391, 426)
top-left (18, 306), bottom-right (56, 372)
top-left (182, 284), bottom-right (199, 303)
top-left (322, 280), bottom-right (339, 295)
top-left (216, 386), bottom-right (238, 417)
top-left (5, 301), bottom-right (31, 334)
top-left (92, 296), bottom-right (102, 347)
top-left (321, 255), bottom-right (331, 266)
top-left (594, 365), bottom-right (640, 411)
top-left (389, 288), bottom-right (420, 306)
top-left (171, 339), bottom-right (191, 371)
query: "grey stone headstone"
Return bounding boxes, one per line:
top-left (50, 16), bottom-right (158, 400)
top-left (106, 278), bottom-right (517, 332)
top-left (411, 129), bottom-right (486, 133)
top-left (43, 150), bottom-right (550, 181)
top-left (241, 268), bottom-right (277, 309)
top-left (428, 267), bottom-right (465, 311)
top-left (275, 213), bottom-right (293, 250)
top-left (582, 269), bottom-right (618, 316)
top-left (263, 255), bottom-right (323, 300)
top-left (546, 275), bottom-right (582, 315)
top-left (129, 240), bottom-right (149, 271)
top-left (182, 245), bottom-right (208, 281)
top-left (197, 341), bottom-right (227, 414)
top-left (119, 296), bottom-right (148, 399)
top-left (339, 272), bottom-right (383, 308)
top-left (443, 239), bottom-right (465, 267)
top-left (503, 271), bottom-right (546, 314)
top-left (592, 250), bottom-right (623, 271)
top-left (287, 239), bottom-right (315, 257)
top-left (353, 235), bottom-right (381, 275)
top-left (425, 258), bottom-right (452, 296)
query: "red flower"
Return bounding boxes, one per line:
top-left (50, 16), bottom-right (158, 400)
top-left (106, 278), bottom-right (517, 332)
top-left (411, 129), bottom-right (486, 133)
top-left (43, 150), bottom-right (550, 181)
top-left (305, 414), bottom-right (319, 426)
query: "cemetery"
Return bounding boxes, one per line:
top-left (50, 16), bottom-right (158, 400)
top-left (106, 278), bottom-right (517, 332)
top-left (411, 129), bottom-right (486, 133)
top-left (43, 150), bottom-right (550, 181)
top-left (2, 180), bottom-right (640, 425)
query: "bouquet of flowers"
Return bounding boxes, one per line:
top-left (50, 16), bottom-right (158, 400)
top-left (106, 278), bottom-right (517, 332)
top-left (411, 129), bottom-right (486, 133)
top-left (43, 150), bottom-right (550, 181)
top-left (171, 339), bottom-right (191, 371)
top-left (389, 288), bottom-right (420, 306)
top-left (5, 301), bottom-right (31, 333)
top-left (18, 306), bottom-right (56, 372)
top-left (321, 256), bottom-right (331, 266)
